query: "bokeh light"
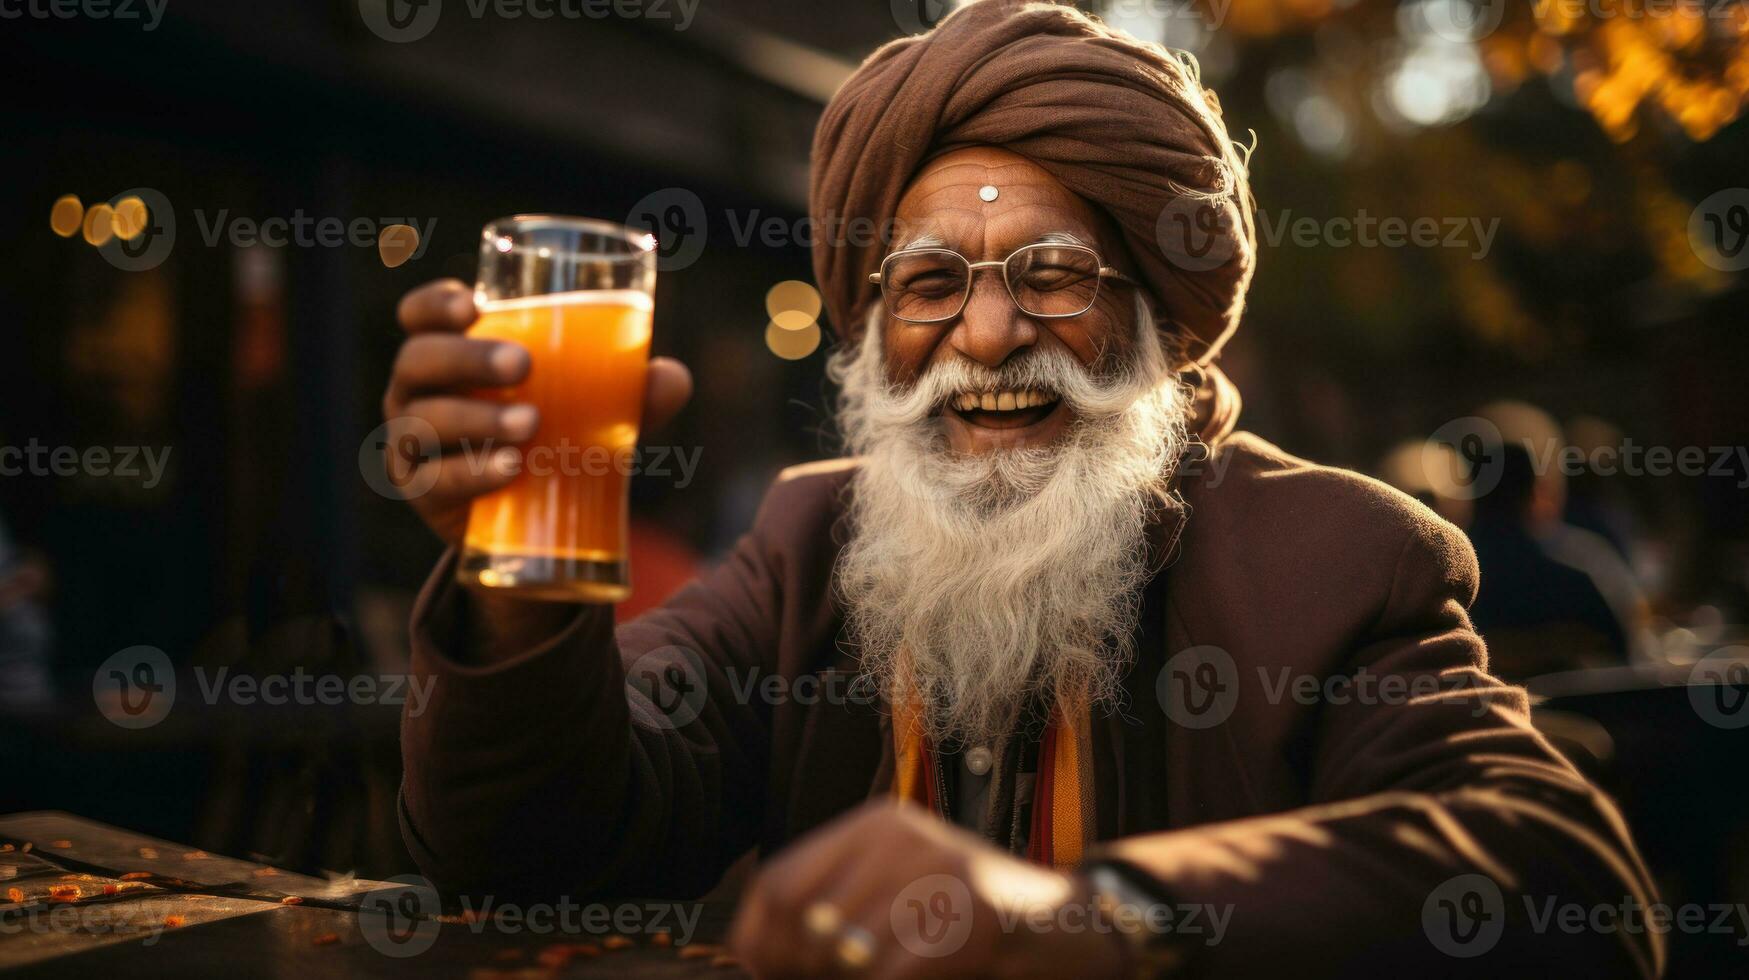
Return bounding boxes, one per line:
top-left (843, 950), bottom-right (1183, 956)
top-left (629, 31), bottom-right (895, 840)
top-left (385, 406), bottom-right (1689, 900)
top-left (110, 196), bottom-right (149, 241)
top-left (378, 223), bottom-right (420, 268)
top-left (50, 194), bottom-right (83, 238)
top-left (82, 203), bottom-right (115, 247)
top-left (764, 320), bottom-right (821, 360)
top-left (764, 279), bottom-right (821, 330)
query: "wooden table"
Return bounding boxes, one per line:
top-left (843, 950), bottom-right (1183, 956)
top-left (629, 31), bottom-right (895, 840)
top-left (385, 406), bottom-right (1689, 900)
top-left (0, 812), bottom-right (743, 978)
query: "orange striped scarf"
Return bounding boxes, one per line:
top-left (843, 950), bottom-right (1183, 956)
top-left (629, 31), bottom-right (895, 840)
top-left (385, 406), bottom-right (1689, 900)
top-left (891, 688), bottom-right (1094, 868)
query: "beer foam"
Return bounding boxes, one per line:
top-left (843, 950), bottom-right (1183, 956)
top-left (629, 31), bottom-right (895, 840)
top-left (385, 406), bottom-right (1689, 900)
top-left (477, 289), bottom-right (654, 313)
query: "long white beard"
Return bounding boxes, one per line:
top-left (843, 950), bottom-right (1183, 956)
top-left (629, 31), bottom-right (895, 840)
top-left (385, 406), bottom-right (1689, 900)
top-left (829, 299), bottom-right (1193, 746)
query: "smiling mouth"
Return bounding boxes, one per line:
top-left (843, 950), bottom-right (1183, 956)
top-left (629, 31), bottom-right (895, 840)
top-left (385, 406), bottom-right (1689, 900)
top-left (944, 389), bottom-right (1063, 430)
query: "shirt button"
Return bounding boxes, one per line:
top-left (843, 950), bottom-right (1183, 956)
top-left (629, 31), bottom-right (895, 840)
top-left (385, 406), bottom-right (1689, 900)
top-left (965, 746), bottom-right (993, 776)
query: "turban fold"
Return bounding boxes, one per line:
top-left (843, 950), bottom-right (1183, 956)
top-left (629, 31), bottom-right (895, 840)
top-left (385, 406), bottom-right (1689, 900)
top-left (809, 0), bottom-right (1256, 373)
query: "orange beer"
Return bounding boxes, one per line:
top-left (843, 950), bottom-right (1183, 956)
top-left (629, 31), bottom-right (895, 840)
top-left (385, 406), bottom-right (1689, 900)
top-left (458, 216), bottom-right (658, 601)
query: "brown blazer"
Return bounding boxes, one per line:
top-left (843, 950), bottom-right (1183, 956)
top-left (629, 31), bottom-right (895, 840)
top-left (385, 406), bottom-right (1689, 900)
top-left (399, 432), bottom-right (1662, 977)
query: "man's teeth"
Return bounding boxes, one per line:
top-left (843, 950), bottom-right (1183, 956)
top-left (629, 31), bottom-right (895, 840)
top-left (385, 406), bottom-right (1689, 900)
top-left (952, 390), bottom-right (1055, 412)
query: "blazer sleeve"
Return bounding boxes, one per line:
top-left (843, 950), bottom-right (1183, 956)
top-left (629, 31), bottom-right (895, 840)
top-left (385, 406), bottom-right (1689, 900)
top-left (1094, 517), bottom-right (1664, 978)
top-left (398, 489), bottom-right (795, 902)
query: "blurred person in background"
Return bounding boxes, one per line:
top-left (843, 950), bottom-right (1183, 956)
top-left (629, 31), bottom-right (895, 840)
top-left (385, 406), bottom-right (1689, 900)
top-left (1377, 438), bottom-right (1473, 529)
top-left (1564, 415), bottom-right (1657, 585)
top-left (1466, 401), bottom-right (1651, 675)
top-left (0, 514), bottom-right (53, 709)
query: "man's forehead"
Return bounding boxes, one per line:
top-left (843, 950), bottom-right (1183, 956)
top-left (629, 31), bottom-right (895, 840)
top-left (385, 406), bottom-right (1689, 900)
top-left (895, 158), bottom-right (1104, 251)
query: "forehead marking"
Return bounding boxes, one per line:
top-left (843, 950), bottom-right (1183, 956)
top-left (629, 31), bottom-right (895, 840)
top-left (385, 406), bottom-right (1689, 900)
top-left (978, 184), bottom-right (999, 202)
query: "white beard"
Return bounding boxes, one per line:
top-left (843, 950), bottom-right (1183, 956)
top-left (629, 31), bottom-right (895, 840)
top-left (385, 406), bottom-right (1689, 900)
top-left (829, 298), bottom-right (1193, 746)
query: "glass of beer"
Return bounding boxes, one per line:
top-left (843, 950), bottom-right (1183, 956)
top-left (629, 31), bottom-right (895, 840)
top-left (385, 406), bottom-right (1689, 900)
top-left (457, 215), bottom-right (657, 602)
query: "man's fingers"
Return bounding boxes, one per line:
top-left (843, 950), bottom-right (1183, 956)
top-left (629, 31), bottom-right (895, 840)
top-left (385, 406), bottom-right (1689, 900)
top-left (396, 447), bottom-right (522, 505)
top-left (400, 397), bottom-right (539, 450)
top-left (396, 279), bottom-right (478, 335)
top-left (640, 356), bottom-right (693, 432)
top-left (388, 334), bottom-right (529, 407)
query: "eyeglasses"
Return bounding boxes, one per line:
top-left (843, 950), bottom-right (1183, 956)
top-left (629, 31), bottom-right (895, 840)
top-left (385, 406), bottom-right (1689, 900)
top-left (869, 242), bottom-right (1139, 324)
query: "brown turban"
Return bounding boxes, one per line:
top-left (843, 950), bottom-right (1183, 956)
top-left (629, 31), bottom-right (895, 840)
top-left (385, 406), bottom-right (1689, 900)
top-left (809, 0), bottom-right (1256, 380)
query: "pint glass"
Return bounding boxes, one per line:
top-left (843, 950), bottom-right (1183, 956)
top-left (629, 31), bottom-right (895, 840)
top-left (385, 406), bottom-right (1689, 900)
top-left (457, 216), bottom-right (657, 602)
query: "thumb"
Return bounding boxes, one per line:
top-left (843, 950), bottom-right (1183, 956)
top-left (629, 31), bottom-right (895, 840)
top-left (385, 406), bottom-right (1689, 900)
top-left (639, 356), bottom-right (693, 434)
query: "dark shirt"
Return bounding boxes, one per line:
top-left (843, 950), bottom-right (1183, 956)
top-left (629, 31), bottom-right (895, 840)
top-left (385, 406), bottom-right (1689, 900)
top-left (1467, 514), bottom-right (1628, 675)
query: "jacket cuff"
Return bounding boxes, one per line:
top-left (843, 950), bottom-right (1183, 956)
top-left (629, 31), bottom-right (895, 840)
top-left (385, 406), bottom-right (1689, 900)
top-left (409, 545), bottom-right (612, 679)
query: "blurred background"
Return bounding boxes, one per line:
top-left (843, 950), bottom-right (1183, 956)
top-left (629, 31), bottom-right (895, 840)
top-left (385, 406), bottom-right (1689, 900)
top-left (1, 0), bottom-right (1746, 972)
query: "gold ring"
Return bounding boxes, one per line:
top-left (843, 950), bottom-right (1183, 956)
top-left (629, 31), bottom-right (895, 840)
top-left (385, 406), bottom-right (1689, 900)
top-left (835, 925), bottom-right (876, 971)
top-left (804, 900), bottom-right (843, 938)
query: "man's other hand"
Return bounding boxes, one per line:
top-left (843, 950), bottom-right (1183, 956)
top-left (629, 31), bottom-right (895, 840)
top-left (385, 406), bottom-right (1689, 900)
top-left (728, 801), bottom-right (1127, 978)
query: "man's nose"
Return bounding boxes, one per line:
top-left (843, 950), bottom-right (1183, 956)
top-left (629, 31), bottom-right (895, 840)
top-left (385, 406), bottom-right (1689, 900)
top-left (948, 275), bottom-right (1037, 368)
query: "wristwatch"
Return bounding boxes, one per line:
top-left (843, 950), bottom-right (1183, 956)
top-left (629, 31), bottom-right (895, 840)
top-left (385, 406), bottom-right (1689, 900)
top-left (1080, 858), bottom-right (1193, 979)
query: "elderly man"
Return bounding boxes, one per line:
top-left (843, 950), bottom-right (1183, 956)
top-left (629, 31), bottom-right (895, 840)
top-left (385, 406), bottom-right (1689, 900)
top-left (385, 2), bottom-right (1660, 976)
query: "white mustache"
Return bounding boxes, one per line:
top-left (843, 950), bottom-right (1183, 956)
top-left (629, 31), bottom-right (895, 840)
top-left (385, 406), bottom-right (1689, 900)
top-left (865, 343), bottom-right (1166, 436)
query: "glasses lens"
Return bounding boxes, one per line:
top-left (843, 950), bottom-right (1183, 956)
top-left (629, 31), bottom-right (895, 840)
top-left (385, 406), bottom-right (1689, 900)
top-left (883, 250), bottom-right (969, 322)
top-left (1006, 245), bottom-right (1101, 317)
